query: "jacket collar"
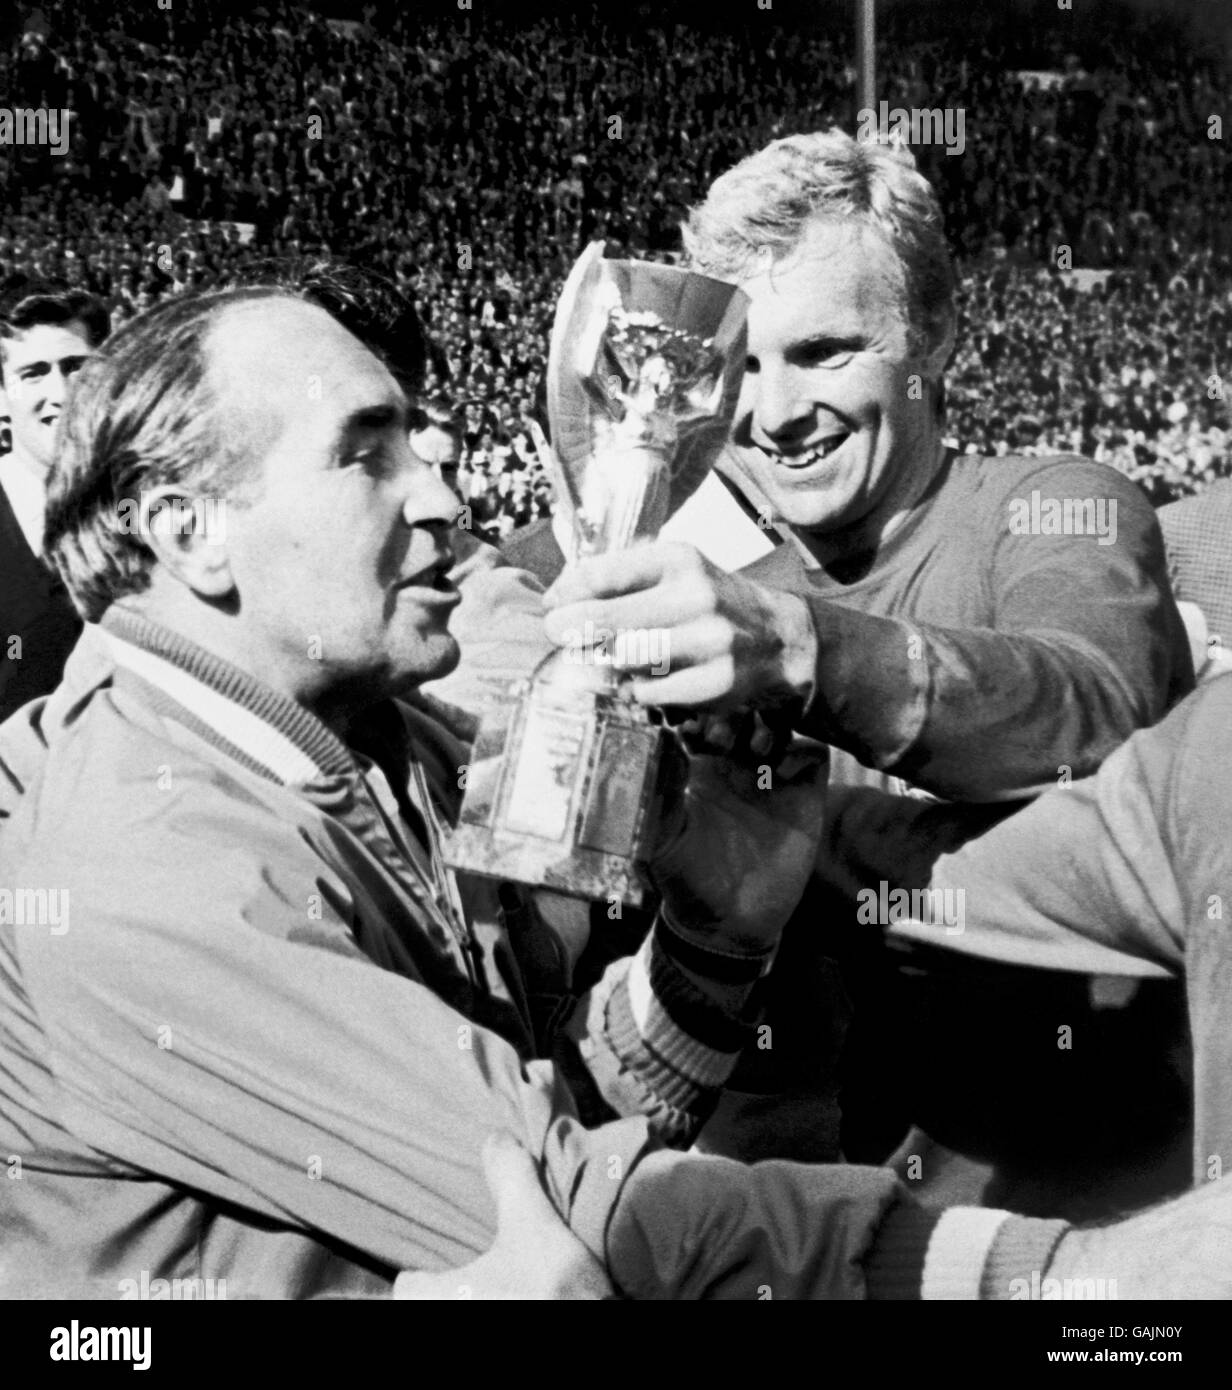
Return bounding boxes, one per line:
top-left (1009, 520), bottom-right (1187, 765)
top-left (101, 607), bottom-right (357, 786)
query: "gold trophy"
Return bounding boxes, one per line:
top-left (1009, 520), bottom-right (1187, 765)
top-left (444, 243), bottom-right (748, 906)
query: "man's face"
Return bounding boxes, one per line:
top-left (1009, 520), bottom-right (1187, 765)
top-left (410, 420), bottom-right (462, 499)
top-left (211, 299), bottom-right (463, 704)
top-left (409, 421), bottom-right (461, 471)
top-left (0, 319), bottom-right (96, 470)
top-left (730, 219), bottom-right (943, 538)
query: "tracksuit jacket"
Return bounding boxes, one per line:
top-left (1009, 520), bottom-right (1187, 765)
top-left (0, 609), bottom-right (1073, 1298)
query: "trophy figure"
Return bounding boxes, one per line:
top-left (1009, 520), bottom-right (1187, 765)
top-left (444, 243), bottom-right (749, 906)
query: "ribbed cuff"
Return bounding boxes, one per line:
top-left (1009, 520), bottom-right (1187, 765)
top-left (643, 936), bottom-right (760, 1055)
top-left (600, 941), bottom-right (745, 1136)
top-left (655, 911), bottom-right (775, 984)
top-left (867, 1203), bottom-right (1073, 1302)
top-left (979, 1215), bottom-right (1073, 1300)
top-left (921, 1208), bottom-right (1014, 1299)
top-left (863, 1197), bottom-right (944, 1299)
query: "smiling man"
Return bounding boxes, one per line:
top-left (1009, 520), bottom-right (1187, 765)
top-left (543, 130), bottom-right (1194, 1209)
top-left (0, 279), bottom-right (108, 722)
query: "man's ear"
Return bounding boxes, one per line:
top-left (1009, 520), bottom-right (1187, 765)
top-left (135, 484), bottom-right (235, 599)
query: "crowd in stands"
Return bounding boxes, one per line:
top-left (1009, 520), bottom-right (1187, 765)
top-left (950, 259), bottom-right (1231, 505)
top-left (2, 0), bottom-right (1228, 539)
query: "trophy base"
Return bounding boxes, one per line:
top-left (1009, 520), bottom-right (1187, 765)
top-left (445, 659), bottom-right (663, 908)
top-left (445, 823), bottom-right (653, 906)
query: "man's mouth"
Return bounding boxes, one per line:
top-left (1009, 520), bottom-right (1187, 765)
top-left (397, 554), bottom-right (460, 600)
top-left (772, 433), bottom-right (852, 470)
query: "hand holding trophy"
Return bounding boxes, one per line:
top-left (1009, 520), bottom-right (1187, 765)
top-left (444, 243), bottom-right (749, 906)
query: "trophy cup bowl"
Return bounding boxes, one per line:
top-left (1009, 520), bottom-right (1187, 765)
top-left (444, 243), bottom-right (749, 906)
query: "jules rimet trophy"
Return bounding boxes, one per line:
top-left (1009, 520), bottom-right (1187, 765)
top-left (444, 242), bottom-right (749, 906)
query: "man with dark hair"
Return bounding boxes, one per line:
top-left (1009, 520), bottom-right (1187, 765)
top-left (230, 255), bottom-right (431, 398)
top-left (0, 277), bottom-right (109, 723)
top-left (410, 394), bottom-right (464, 495)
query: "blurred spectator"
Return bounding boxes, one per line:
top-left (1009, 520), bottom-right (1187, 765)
top-left (410, 394), bottom-right (462, 496)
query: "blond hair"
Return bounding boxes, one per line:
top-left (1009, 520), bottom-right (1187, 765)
top-left (682, 129), bottom-right (956, 354)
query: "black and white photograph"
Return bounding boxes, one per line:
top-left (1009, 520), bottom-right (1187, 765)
top-left (0, 0), bottom-right (1227, 1351)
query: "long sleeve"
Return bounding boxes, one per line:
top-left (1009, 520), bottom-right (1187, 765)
top-left (11, 759), bottom-right (904, 1299)
top-left (793, 462), bottom-right (1191, 801)
top-left (571, 913), bottom-right (771, 1145)
top-left (2, 612), bottom-right (938, 1300)
top-left (13, 802), bottom-right (652, 1277)
top-left (886, 675), bottom-right (1232, 1186)
top-left (608, 1149), bottom-right (905, 1300)
top-left (885, 679), bottom-right (1230, 975)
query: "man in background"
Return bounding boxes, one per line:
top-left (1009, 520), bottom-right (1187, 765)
top-left (410, 394), bottom-right (464, 497)
top-left (0, 278), bottom-right (108, 722)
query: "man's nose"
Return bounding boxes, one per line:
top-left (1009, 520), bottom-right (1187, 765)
top-left (749, 365), bottom-right (814, 443)
top-left (43, 367), bottom-right (70, 409)
top-left (402, 463), bottom-right (461, 528)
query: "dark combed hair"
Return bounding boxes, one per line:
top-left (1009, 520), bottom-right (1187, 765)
top-left (408, 392), bottom-right (461, 436)
top-left (228, 255), bottom-right (429, 398)
top-left (0, 274), bottom-right (110, 383)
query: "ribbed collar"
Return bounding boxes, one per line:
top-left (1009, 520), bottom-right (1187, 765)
top-left (101, 607), bottom-right (358, 785)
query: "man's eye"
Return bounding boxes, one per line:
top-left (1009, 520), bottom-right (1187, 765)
top-left (804, 346), bottom-right (856, 369)
top-left (345, 447), bottom-right (385, 469)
